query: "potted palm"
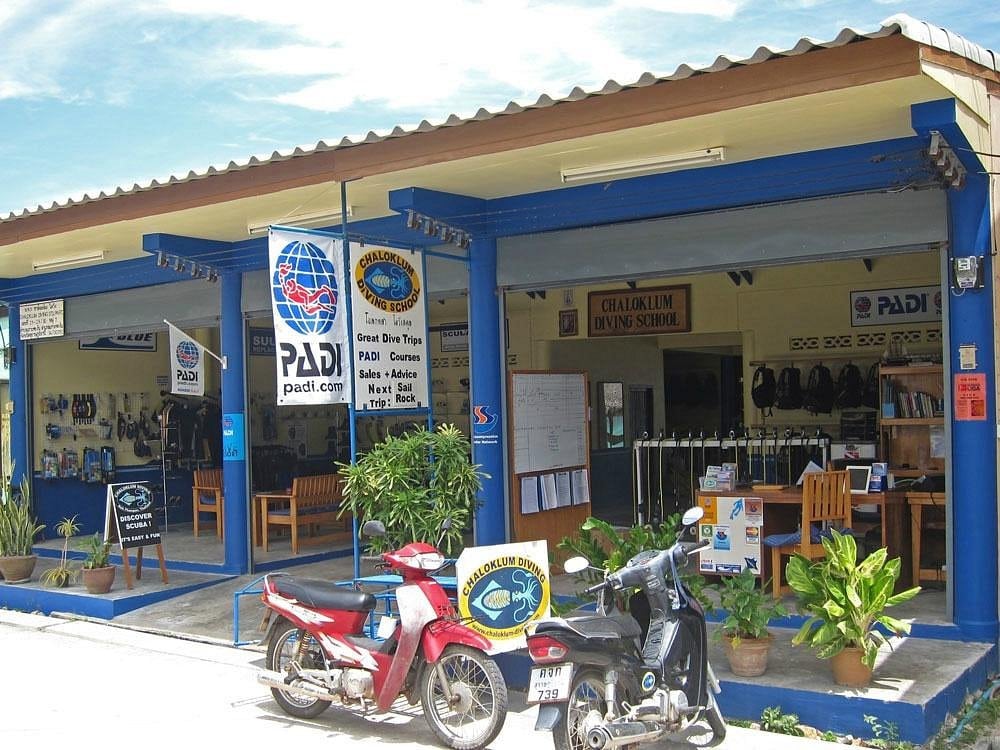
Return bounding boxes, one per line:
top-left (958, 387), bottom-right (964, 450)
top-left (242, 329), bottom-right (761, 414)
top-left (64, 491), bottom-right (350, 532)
top-left (41, 515), bottom-right (79, 588)
top-left (337, 424), bottom-right (484, 555)
top-left (80, 533), bottom-right (115, 594)
top-left (713, 568), bottom-right (787, 677)
top-left (0, 476), bottom-right (46, 584)
top-left (786, 530), bottom-right (920, 688)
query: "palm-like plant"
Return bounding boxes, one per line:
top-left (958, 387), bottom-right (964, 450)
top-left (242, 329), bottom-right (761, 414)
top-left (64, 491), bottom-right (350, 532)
top-left (0, 476), bottom-right (45, 557)
top-left (786, 530), bottom-right (920, 669)
top-left (41, 515), bottom-right (80, 588)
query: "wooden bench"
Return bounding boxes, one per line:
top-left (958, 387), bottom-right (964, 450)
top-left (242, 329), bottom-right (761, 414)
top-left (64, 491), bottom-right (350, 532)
top-left (262, 473), bottom-right (348, 554)
top-left (192, 468), bottom-right (224, 539)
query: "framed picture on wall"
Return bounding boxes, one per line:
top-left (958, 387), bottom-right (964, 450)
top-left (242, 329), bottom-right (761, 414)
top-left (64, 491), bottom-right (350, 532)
top-left (559, 309), bottom-right (578, 337)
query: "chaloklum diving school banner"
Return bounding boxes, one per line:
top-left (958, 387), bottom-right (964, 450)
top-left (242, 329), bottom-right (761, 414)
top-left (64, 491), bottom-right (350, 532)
top-left (268, 228), bottom-right (351, 405)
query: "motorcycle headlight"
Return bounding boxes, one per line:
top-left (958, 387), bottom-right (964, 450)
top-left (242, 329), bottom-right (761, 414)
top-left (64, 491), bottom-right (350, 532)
top-left (414, 552), bottom-right (445, 570)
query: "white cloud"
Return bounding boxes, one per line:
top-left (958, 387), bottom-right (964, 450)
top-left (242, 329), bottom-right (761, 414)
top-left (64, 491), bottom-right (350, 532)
top-left (612, 0), bottom-right (746, 20)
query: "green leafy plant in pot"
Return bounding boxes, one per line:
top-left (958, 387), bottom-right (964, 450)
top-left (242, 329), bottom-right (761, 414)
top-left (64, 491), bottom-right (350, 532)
top-left (786, 530), bottom-right (920, 688)
top-left (80, 533), bottom-right (116, 594)
top-left (0, 475), bottom-right (46, 584)
top-left (337, 424), bottom-right (485, 556)
top-left (713, 568), bottom-right (787, 677)
top-left (41, 515), bottom-right (80, 588)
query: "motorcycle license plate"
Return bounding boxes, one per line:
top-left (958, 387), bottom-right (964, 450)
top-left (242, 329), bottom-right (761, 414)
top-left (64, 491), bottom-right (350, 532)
top-left (527, 664), bottom-right (574, 704)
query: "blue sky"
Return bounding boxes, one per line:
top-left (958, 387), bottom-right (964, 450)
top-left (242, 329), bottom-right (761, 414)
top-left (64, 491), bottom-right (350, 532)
top-left (1, 1), bottom-right (997, 218)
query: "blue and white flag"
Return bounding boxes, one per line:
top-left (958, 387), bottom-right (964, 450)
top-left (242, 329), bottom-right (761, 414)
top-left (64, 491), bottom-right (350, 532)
top-left (167, 323), bottom-right (205, 396)
top-left (268, 228), bottom-right (351, 405)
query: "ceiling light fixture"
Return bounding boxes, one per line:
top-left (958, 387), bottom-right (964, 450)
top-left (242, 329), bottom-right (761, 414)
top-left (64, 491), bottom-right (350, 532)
top-left (247, 206), bottom-right (353, 236)
top-left (32, 250), bottom-right (107, 272)
top-left (560, 147), bottom-right (726, 184)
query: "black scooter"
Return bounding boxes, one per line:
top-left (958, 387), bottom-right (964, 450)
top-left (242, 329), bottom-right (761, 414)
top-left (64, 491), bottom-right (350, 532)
top-left (525, 506), bottom-right (725, 750)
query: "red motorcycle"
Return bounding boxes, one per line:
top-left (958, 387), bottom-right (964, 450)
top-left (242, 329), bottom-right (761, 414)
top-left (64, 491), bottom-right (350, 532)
top-left (257, 520), bottom-right (508, 750)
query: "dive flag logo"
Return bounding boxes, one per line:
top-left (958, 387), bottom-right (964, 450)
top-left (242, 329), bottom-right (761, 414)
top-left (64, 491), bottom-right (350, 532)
top-left (473, 405), bottom-right (498, 434)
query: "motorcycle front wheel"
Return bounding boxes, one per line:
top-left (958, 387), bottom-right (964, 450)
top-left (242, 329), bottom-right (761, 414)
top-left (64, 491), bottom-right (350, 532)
top-left (553, 669), bottom-right (612, 750)
top-left (420, 645), bottom-right (508, 750)
top-left (266, 618), bottom-right (331, 719)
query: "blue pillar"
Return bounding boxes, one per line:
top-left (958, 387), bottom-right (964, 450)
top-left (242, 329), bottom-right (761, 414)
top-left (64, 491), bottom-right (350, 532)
top-left (468, 238), bottom-right (507, 545)
top-left (7, 305), bottom-right (29, 488)
top-left (220, 272), bottom-right (249, 574)
top-left (947, 175), bottom-right (997, 641)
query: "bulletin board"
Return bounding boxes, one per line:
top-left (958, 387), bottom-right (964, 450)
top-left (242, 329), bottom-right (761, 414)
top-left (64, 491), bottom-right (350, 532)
top-left (696, 496), bottom-right (764, 577)
top-left (509, 370), bottom-right (591, 554)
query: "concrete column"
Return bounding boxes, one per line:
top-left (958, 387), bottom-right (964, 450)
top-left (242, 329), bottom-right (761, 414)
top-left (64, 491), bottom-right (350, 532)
top-left (468, 238), bottom-right (507, 544)
top-left (7, 305), bottom-right (28, 488)
top-left (220, 272), bottom-right (249, 574)
top-left (947, 176), bottom-right (997, 641)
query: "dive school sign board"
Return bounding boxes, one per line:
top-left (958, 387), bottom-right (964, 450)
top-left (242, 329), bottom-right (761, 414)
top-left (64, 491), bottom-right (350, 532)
top-left (103, 482), bottom-right (168, 588)
top-left (588, 285), bottom-right (691, 337)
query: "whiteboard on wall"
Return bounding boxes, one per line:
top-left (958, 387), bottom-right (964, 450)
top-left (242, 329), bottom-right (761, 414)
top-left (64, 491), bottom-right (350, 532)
top-left (512, 372), bottom-right (588, 475)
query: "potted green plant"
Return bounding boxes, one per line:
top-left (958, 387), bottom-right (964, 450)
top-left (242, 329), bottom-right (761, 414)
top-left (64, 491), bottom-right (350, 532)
top-left (80, 533), bottom-right (115, 594)
top-left (41, 515), bottom-right (79, 588)
top-left (713, 568), bottom-right (787, 677)
top-left (0, 476), bottom-right (46, 584)
top-left (337, 424), bottom-right (485, 555)
top-left (786, 530), bottom-right (920, 688)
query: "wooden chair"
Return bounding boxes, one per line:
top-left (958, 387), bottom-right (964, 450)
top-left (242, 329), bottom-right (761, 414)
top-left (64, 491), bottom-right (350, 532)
top-left (263, 473), bottom-right (347, 555)
top-left (764, 470), bottom-right (852, 599)
top-left (192, 468), bottom-right (224, 539)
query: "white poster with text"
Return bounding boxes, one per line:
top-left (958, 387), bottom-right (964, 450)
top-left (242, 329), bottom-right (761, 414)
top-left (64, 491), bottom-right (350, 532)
top-left (349, 245), bottom-right (429, 412)
top-left (268, 228), bottom-right (351, 405)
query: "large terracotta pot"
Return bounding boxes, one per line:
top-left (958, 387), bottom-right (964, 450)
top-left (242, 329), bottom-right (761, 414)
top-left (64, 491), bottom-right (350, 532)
top-left (0, 554), bottom-right (38, 584)
top-left (722, 634), bottom-right (773, 677)
top-left (831, 646), bottom-right (873, 688)
top-left (81, 566), bottom-right (116, 595)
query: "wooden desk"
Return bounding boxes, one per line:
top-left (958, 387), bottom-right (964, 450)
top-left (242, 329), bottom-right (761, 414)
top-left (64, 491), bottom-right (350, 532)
top-left (696, 487), bottom-right (911, 586)
top-left (253, 490), bottom-right (291, 547)
top-left (906, 492), bottom-right (947, 586)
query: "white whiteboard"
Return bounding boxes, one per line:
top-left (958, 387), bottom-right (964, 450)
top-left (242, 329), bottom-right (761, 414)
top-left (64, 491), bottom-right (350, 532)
top-left (512, 372), bottom-right (588, 475)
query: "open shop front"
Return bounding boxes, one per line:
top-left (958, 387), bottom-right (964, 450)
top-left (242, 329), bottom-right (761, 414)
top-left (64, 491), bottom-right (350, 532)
top-left (28, 281), bottom-right (226, 567)
top-left (498, 188), bottom-right (953, 626)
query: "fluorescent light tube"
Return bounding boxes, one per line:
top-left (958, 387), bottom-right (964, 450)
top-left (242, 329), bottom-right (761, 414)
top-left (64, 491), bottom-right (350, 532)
top-left (32, 250), bottom-right (107, 272)
top-left (560, 147), bottom-right (725, 184)
top-left (248, 206), bottom-right (353, 236)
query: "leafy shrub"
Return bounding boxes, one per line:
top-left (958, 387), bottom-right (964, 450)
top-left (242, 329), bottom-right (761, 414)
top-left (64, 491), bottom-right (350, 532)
top-left (760, 706), bottom-right (804, 736)
top-left (713, 568), bottom-right (786, 643)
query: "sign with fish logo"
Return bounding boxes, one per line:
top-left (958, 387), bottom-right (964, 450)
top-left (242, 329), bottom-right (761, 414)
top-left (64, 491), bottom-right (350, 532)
top-left (349, 244), bottom-right (429, 412)
top-left (456, 541), bottom-right (550, 653)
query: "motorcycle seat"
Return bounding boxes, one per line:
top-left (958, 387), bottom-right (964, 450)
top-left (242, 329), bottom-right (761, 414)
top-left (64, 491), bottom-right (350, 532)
top-left (272, 576), bottom-right (377, 612)
top-left (535, 614), bottom-right (642, 641)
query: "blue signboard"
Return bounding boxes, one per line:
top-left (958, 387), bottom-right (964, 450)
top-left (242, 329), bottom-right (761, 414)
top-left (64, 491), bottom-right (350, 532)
top-left (222, 413), bottom-right (246, 461)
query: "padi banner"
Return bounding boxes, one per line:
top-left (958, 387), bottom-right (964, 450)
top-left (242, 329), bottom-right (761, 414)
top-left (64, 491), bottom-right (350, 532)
top-left (850, 285), bottom-right (942, 327)
top-left (456, 541), bottom-right (550, 653)
top-left (269, 228), bottom-right (351, 405)
top-left (350, 245), bottom-right (429, 412)
top-left (168, 324), bottom-right (205, 396)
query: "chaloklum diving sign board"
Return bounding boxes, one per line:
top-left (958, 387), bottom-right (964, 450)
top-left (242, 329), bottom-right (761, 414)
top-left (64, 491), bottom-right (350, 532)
top-left (588, 285), bottom-right (691, 337)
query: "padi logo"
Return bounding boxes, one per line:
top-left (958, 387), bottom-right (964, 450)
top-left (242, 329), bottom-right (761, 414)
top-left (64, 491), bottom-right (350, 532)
top-left (854, 296), bottom-right (872, 314)
top-left (641, 672), bottom-right (657, 692)
top-left (272, 240), bottom-right (339, 335)
top-left (473, 405), bottom-right (499, 434)
top-left (460, 556), bottom-right (549, 640)
top-left (176, 340), bottom-right (199, 369)
top-left (355, 250), bottom-right (421, 313)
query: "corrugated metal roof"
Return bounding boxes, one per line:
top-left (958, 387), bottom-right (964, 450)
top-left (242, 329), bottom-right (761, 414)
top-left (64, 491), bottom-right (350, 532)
top-left (3, 13), bottom-right (995, 224)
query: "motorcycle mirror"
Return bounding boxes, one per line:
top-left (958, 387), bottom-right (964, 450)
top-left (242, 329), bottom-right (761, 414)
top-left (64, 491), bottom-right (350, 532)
top-left (563, 556), bottom-right (591, 574)
top-left (362, 520), bottom-right (386, 538)
top-left (440, 517), bottom-right (453, 531)
top-left (681, 506), bottom-right (704, 527)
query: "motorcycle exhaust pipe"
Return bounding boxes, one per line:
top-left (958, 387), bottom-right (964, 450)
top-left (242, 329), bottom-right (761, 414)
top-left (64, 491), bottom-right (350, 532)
top-left (257, 670), bottom-right (338, 703)
top-left (586, 721), bottom-right (664, 750)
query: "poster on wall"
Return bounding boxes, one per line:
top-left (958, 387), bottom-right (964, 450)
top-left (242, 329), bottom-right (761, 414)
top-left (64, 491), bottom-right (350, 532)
top-left (349, 245), bottom-right (429, 412)
top-left (955, 373), bottom-right (987, 421)
top-left (696, 496), bottom-right (763, 576)
top-left (456, 541), bottom-right (550, 653)
top-left (268, 228), bottom-right (351, 406)
top-left (20, 299), bottom-right (64, 340)
top-left (168, 323), bottom-right (206, 396)
top-left (850, 285), bottom-right (941, 327)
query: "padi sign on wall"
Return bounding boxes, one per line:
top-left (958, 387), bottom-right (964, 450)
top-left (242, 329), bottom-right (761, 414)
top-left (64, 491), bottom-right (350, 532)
top-left (349, 245), bottom-right (429, 412)
top-left (850, 285), bottom-right (942, 327)
top-left (456, 541), bottom-right (550, 653)
top-left (269, 229), bottom-right (350, 405)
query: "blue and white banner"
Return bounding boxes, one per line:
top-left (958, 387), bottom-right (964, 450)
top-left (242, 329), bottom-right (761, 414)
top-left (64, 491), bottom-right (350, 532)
top-left (168, 323), bottom-right (205, 396)
top-left (268, 228), bottom-right (350, 405)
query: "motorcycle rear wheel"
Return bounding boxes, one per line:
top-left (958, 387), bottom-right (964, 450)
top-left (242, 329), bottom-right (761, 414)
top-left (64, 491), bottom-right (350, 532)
top-left (266, 619), bottom-right (331, 719)
top-left (420, 645), bottom-right (508, 750)
top-left (552, 669), bottom-right (626, 750)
